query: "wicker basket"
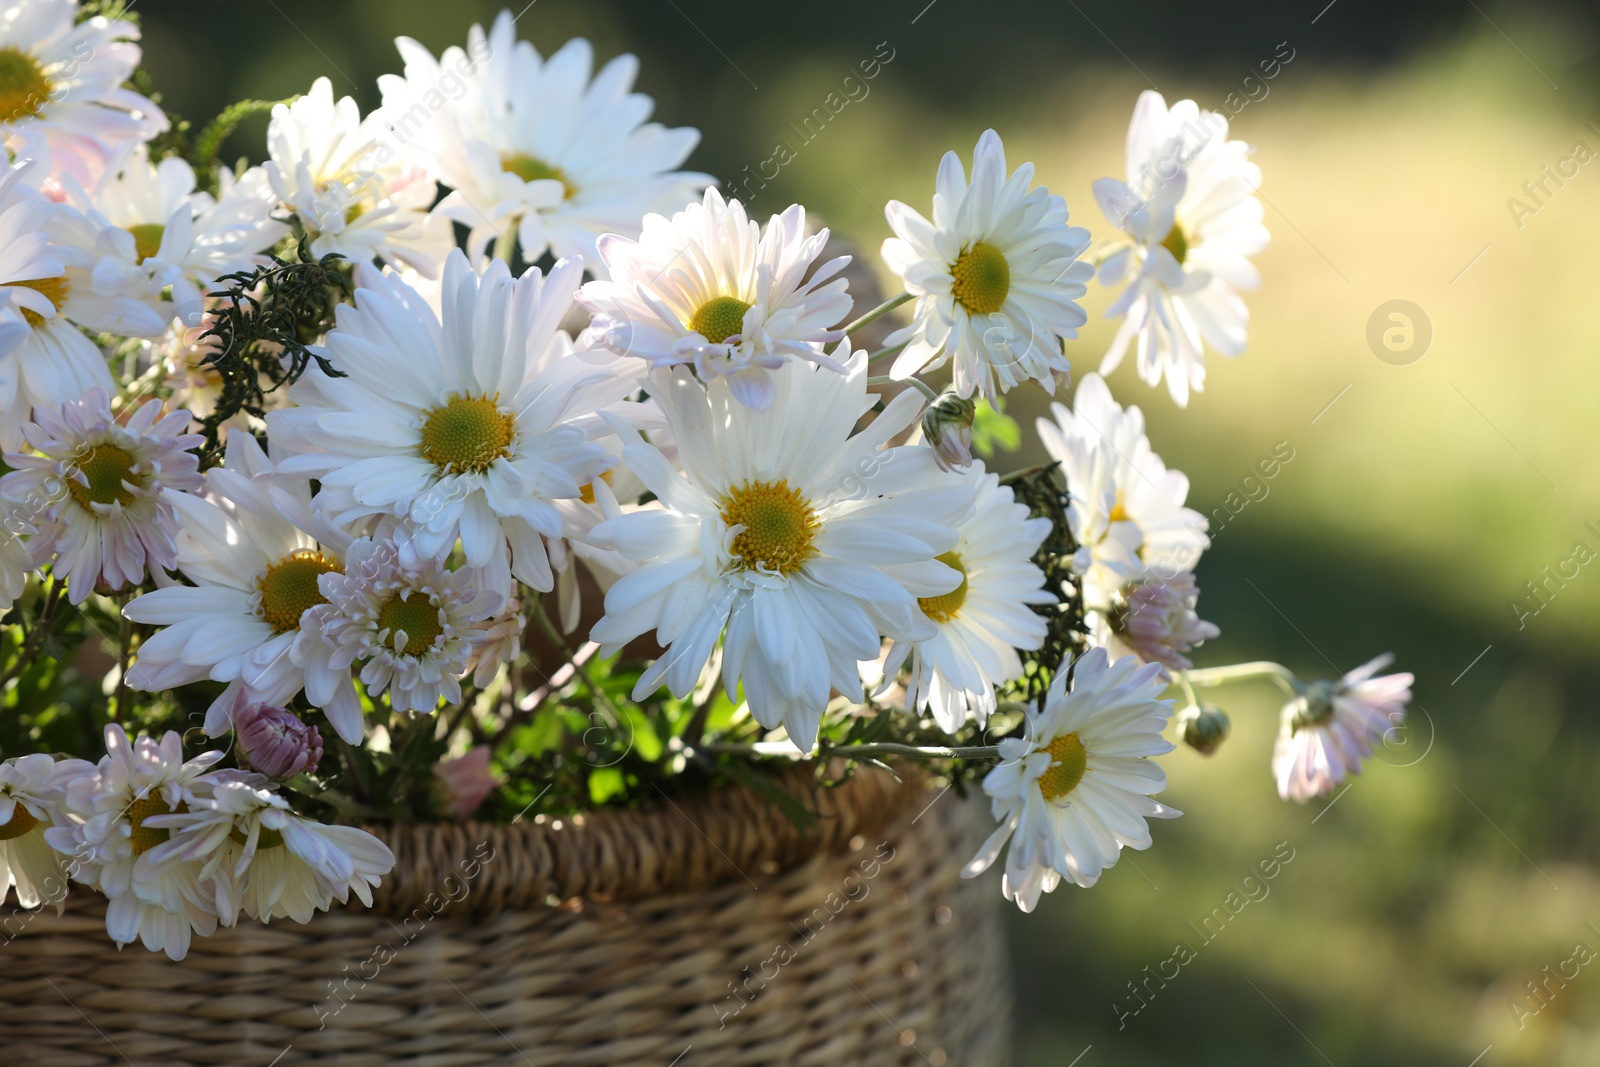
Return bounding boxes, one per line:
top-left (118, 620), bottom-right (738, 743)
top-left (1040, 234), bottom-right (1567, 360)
top-left (5, 766), bottom-right (1011, 1066)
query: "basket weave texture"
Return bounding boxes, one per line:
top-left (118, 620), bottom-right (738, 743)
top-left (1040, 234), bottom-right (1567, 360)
top-left (6, 766), bottom-right (1011, 1066)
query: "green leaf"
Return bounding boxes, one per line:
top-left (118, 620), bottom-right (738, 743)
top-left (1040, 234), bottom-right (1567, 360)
top-left (972, 399), bottom-right (1021, 456)
top-left (587, 765), bottom-right (627, 805)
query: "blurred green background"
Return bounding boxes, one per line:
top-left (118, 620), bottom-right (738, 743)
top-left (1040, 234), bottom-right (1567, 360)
top-left (140, 1), bottom-right (1600, 1062)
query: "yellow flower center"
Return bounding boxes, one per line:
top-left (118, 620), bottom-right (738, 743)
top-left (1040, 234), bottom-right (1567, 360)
top-left (0, 803), bottom-right (38, 841)
top-left (950, 241), bottom-right (1010, 315)
top-left (128, 223), bottom-right (165, 263)
top-left (721, 479), bottom-right (818, 576)
top-left (1037, 732), bottom-right (1088, 802)
top-left (1160, 224), bottom-right (1189, 266)
top-left (127, 794), bottom-right (181, 856)
top-left (67, 445), bottom-right (139, 509)
top-left (917, 551), bottom-right (969, 623)
top-left (501, 153), bottom-right (575, 199)
top-left (257, 550), bottom-right (342, 634)
top-left (1108, 493), bottom-right (1131, 524)
top-left (420, 394), bottom-right (516, 475)
top-left (0, 46), bottom-right (50, 124)
top-left (6, 274), bottom-right (70, 328)
top-left (376, 591), bottom-right (444, 653)
top-left (687, 296), bottom-right (753, 345)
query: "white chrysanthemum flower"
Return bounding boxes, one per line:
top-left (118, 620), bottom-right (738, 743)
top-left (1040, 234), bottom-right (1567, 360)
top-left (267, 77), bottom-right (451, 277)
top-left (43, 726), bottom-right (224, 960)
top-left (963, 647), bottom-right (1179, 911)
top-left (577, 189), bottom-right (851, 409)
top-left (881, 129), bottom-right (1092, 404)
top-left (123, 432), bottom-right (356, 734)
top-left (268, 251), bottom-right (630, 591)
top-left (0, 752), bottom-right (90, 908)
top-left (1093, 91), bottom-right (1270, 407)
top-left (1097, 570), bottom-right (1219, 672)
top-left (83, 144), bottom-right (286, 320)
top-left (0, 0), bottom-right (166, 186)
top-left (378, 10), bottom-right (712, 267)
top-left (1035, 373), bottom-right (1207, 607)
top-left (881, 464), bottom-right (1052, 733)
top-left (0, 161), bottom-right (166, 448)
top-left (588, 353), bottom-right (976, 751)
top-left (147, 776), bottom-right (394, 925)
top-left (1273, 655), bottom-right (1412, 803)
top-left (293, 534), bottom-right (504, 742)
top-left (0, 388), bottom-right (201, 603)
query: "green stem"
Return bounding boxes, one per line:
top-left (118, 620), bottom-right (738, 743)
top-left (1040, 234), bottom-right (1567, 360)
top-left (867, 340), bottom-right (909, 366)
top-left (826, 292), bottom-right (913, 354)
top-left (493, 227), bottom-right (516, 265)
top-left (532, 603), bottom-right (629, 741)
top-left (1181, 661), bottom-right (1300, 695)
top-left (867, 375), bottom-right (938, 404)
top-left (193, 98), bottom-right (293, 172)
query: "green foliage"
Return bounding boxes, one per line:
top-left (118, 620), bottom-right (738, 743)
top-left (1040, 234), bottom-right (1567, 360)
top-left (196, 246), bottom-right (350, 466)
top-left (973, 398), bottom-right (1021, 456)
top-left (1002, 461), bottom-right (1087, 705)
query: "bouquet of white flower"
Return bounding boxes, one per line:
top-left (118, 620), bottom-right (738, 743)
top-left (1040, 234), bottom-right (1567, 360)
top-left (0, 0), bottom-right (1413, 964)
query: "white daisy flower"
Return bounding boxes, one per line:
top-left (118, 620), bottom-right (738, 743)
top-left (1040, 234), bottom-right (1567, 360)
top-left (962, 647), bottom-right (1180, 911)
top-left (122, 432), bottom-right (356, 734)
top-left (881, 129), bottom-right (1092, 404)
top-left (1035, 373), bottom-right (1207, 607)
top-left (1273, 654), bottom-right (1412, 803)
top-left (292, 533), bottom-right (504, 742)
top-left (267, 251), bottom-right (630, 591)
top-left (81, 144), bottom-right (286, 321)
top-left (267, 76), bottom-right (451, 277)
top-left (1093, 91), bottom-right (1270, 407)
top-left (1, 388), bottom-right (202, 603)
top-left (0, 161), bottom-right (166, 449)
top-left (44, 725), bottom-right (224, 960)
top-left (0, 0), bottom-right (167, 187)
top-left (146, 776), bottom-right (394, 925)
top-left (587, 353), bottom-right (977, 752)
top-left (576, 189), bottom-right (851, 409)
top-left (378, 10), bottom-right (713, 267)
top-left (881, 464), bottom-right (1053, 733)
top-left (0, 751), bottom-right (91, 908)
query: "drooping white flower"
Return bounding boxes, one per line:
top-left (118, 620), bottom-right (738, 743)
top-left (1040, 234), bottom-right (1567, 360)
top-left (1, 388), bottom-right (202, 603)
top-left (267, 251), bottom-right (631, 591)
top-left (0, 751), bottom-right (90, 908)
top-left (81, 144), bottom-right (286, 321)
top-left (378, 10), bottom-right (713, 267)
top-left (1273, 655), bottom-right (1412, 803)
top-left (43, 725), bottom-right (224, 960)
top-left (0, 161), bottom-right (167, 449)
top-left (267, 77), bottom-right (451, 277)
top-left (881, 129), bottom-right (1092, 404)
top-left (146, 776), bottom-right (394, 925)
top-left (588, 353), bottom-right (976, 751)
top-left (1035, 373), bottom-right (1207, 607)
top-left (577, 189), bottom-right (851, 409)
top-left (292, 534), bottom-right (504, 742)
top-left (881, 464), bottom-right (1052, 733)
top-left (1093, 91), bottom-right (1270, 407)
top-left (963, 647), bottom-right (1179, 911)
top-left (123, 432), bottom-right (356, 734)
top-left (1098, 570), bottom-right (1218, 672)
top-left (0, 0), bottom-right (167, 187)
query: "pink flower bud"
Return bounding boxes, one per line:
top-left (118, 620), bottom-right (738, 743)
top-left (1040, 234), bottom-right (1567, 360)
top-left (434, 746), bottom-right (497, 820)
top-left (233, 694), bottom-right (323, 779)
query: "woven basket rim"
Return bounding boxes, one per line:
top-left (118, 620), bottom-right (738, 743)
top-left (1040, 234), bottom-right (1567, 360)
top-left (360, 763), bottom-right (924, 916)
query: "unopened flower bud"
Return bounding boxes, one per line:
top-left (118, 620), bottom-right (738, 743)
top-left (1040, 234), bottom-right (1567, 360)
top-left (234, 695), bottom-right (323, 779)
top-left (1179, 703), bottom-right (1231, 756)
top-left (922, 391), bottom-right (976, 472)
top-left (1109, 571), bottom-right (1219, 670)
top-left (434, 746), bottom-right (497, 820)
